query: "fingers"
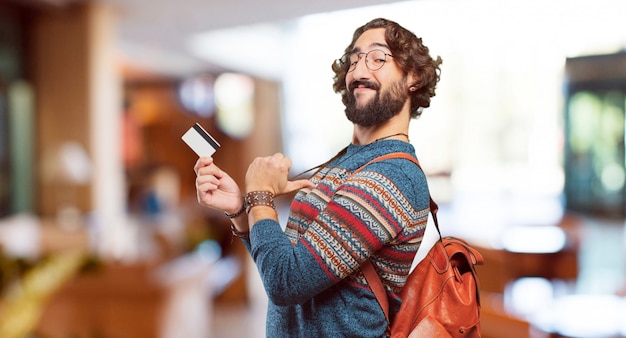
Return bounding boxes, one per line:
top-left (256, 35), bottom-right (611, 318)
top-left (196, 173), bottom-right (220, 190)
top-left (196, 157), bottom-right (225, 178)
top-left (268, 152), bottom-right (292, 172)
top-left (247, 153), bottom-right (315, 196)
top-left (283, 179), bottom-right (316, 195)
top-left (195, 157), bottom-right (224, 196)
top-left (194, 157), bottom-right (213, 174)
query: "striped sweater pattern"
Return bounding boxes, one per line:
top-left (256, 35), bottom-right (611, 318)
top-left (288, 157), bottom-right (429, 292)
top-left (245, 140), bottom-right (431, 337)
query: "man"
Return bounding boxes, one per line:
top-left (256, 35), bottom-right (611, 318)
top-left (194, 18), bottom-right (442, 337)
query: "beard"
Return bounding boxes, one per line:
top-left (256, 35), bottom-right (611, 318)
top-left (344, 79), bottom-right (408, 127)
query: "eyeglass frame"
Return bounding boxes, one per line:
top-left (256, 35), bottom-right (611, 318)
top-left (339, 49), bottom-right (394, 72)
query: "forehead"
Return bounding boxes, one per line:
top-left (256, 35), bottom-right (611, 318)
top-left (352, 28), bottom-right (389, 52)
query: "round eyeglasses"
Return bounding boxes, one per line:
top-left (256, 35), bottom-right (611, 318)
top-left (340, 49), bottom-right (394, 72)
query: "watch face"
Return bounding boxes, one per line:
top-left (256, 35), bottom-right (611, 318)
top-left (178, 74), bottom-right (216, 118)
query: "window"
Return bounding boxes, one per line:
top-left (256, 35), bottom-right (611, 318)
top-left (564, 52), bottom-right (626, 218)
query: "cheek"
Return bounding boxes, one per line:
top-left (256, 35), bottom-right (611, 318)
top-left (345, 74), bottom-right (353, 88)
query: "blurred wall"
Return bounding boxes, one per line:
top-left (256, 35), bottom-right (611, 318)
top-left (30, 2), bottom-right (123, 223)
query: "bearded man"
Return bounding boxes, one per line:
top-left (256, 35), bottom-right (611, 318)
top-left (194, 18), bottom-right (442, 337)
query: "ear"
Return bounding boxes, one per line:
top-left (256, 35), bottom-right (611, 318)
top-left (406, 71), bottom-right (420, 89)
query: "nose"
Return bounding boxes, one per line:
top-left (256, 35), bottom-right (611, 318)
top-left (351, 55), bottom-right (371, 80)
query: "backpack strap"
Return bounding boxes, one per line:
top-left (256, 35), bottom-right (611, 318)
top-left (364, 152), bottom-right (441, 236)
top-left (362, 259), bottom-right (390, 322)
top-left (358, 152), bottom-right (441, 325)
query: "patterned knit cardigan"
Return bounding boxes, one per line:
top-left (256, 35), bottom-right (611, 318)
top-left (242, 140), bottom-right (430, 338)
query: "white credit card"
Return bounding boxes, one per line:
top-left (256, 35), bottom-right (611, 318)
top-left (181, 123), bottom-right (221, 157)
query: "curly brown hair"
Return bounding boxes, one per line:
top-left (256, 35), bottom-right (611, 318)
top-left (332, 18), bottom-right (442, 118)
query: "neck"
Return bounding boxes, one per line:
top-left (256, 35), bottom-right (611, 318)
top-left (375, 132), bottom-right (409, 142)
top-left (352, 123), bottom-right (410, 145)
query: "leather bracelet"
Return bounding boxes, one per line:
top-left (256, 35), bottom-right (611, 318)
top-left (230, 223), bottom-right (250, 239)
top-left (245, 191), bottom-right (275, 213)
top-left (224, 199), bottom-right (246, 219)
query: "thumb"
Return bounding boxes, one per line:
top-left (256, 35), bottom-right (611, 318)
top-left (283, 179), bottom-right (316, 195)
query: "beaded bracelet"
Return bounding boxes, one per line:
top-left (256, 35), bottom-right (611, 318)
top-left (245, 191), bottom-right (275, 213)
top-left (230, 223), bottom-right (250, 239)
top-left (224, 200), bottom-right (246, 219)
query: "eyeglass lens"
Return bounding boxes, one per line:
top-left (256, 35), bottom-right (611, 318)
top-left (346, 50), bottom-right (389, 72)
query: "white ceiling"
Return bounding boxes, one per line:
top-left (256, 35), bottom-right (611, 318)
top-left (107, 0), bottom-right (407, 43)
top-left (18, 0), bottom-right (626, 80)
top-left (95, 0), bottom-right (412, 79)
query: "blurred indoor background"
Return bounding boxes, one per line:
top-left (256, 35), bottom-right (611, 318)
top-left (0, 0), bottom-right (625, 337)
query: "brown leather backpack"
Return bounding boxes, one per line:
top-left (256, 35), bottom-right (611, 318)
top-left (360, 152), bottom-right (484, 337)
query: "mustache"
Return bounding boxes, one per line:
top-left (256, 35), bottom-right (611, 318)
top-left (349, 80), bottom-right (380, 92)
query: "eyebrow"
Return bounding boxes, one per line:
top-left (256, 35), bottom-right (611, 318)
top-left (351, 42), bottom-right (391, 53)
